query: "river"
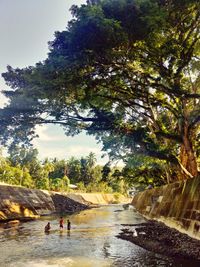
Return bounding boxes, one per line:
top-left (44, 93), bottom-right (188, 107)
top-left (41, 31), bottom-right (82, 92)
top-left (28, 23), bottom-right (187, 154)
top-left (0, 205), bottom-right (198, 267)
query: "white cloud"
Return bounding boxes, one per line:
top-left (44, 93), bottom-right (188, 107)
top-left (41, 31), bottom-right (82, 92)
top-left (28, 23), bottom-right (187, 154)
top-left (0, 90), bottom-right (8, 108)
top-left (67, 145), bottom-right (102, 155)
top-left (33, 142), bottom-right (109, 165)
top-left (31, 124), bottom-right (109, 164)
top-left (0, 74), bottom-right (9, 108)
top-left (34, 125), bottom-right (66, 142)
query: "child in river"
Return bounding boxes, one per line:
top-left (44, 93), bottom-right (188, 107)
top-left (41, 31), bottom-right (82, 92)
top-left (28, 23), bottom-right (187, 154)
top-left (67, 219), bottom-right (71, 231)
top-left (59, 217), bottom-right (64, 229)
top-left (44, 222), bottom-right (51, 232)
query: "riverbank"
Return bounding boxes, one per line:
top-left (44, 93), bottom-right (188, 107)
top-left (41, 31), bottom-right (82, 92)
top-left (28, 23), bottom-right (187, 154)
top-left (0, 184), bottom-right (129, 222)
top-left (117, 220), bottom-right (200, 263)
top-left (131, 176), bottom-right (200, 240)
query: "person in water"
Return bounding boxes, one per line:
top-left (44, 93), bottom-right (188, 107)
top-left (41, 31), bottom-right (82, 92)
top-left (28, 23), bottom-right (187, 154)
top-left (67, 219), bottom-right (71, 231)
top-left (59, 217), bottom-right (64, 229)
top-left (44, 222), bottom-right (51, 232)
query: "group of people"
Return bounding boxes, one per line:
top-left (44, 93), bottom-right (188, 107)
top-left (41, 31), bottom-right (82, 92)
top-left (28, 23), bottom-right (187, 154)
top-left (44, 217), bottom-right (71, 233)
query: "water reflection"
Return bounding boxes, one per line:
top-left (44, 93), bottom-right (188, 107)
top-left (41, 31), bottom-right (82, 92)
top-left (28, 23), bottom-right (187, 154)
top-left (103, 241), bottom-right (111, 258)
top-left (0, 205), bottom-right (200, 267)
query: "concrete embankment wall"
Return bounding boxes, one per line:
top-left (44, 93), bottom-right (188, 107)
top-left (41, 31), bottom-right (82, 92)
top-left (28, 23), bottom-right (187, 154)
top-left (67, 193), bottom-right (128, 205)
top-left (0, 185), bottom-right (55, 221)
top-left (132, 176), bottom-right (200, 240)
top-left (0, 184), bottom-right (129, 221)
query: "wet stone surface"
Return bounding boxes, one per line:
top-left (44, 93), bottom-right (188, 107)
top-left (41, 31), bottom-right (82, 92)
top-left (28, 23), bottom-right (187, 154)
top-left (117, 220), bottom-right (200, 264)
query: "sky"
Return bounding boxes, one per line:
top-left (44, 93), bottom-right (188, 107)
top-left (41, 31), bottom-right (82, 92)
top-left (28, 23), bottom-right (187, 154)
top-left (0, 0), bottom-right (109, 165)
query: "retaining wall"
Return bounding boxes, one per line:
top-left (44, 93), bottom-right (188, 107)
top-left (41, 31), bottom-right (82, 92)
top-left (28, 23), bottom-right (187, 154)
top-left (67, 192), bottom-right (128, 205)
top-left (132, 176), bottom-right (200, 240)
top-left (0, 185), bottom-right (55, 221)
top-left (0, 184), bottom-right (128, 221)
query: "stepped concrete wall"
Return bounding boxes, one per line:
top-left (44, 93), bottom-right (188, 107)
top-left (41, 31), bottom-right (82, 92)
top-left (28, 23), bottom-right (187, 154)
top-left (132, 176), bottom-right (200, 240)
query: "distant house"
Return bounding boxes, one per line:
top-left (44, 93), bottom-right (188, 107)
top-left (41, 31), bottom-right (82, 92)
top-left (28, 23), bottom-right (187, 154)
top-left (69, 184), bottom-right (78, 189)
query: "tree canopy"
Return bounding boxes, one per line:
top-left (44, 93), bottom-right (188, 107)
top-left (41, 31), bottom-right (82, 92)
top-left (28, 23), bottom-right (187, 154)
top-left (0, 0), bottom-right (200, 181)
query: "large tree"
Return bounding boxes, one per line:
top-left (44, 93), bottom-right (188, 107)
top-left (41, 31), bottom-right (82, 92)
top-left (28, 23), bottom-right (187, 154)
top-left (1, 0), bottom-right (200, 180)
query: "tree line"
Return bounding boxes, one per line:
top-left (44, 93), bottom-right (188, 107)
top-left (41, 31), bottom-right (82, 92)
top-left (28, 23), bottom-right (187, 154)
top-left (0, 146), bottom-right (134, 194)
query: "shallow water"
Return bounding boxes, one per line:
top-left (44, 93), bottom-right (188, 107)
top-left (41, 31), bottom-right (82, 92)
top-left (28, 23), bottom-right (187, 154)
top-left (0, 205), bottom-right (199, 267)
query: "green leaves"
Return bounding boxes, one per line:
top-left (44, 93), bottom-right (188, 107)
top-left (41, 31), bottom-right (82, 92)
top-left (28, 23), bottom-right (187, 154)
top-left (1, 0), bottom-right (200, 180)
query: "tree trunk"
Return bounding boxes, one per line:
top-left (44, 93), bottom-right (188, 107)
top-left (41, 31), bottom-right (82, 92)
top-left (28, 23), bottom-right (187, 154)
top-left (179, 125), bottom-right (198, 178)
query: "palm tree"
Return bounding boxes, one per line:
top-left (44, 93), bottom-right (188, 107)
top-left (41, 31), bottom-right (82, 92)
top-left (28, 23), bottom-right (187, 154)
top-left (86, 152), bottom-right (97, 169)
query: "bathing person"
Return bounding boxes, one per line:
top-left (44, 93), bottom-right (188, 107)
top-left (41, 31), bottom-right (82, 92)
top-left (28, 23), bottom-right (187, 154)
top-left (67, 219), bottom-right (71, 231)
top-left (44, 222), bottom-right (51, 232)
top-left (59, 217), bottom-right (64, 229)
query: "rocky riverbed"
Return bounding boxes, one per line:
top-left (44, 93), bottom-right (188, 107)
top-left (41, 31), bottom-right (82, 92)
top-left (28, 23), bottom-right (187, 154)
top-left (117, 220), bottom-right (200, 263)
top-left (51, 193), bottom-right (90, 213)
